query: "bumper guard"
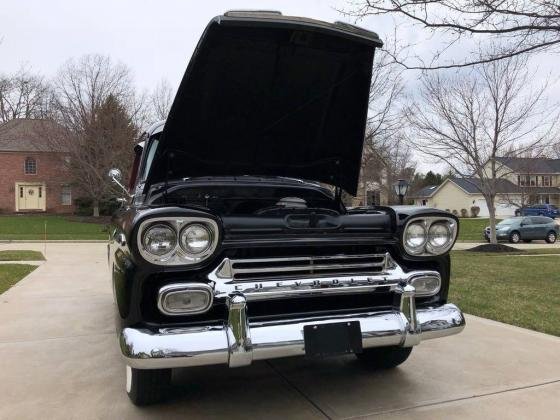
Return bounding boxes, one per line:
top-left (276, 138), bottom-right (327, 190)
top-left (119, 285), bottom-right (465, 369)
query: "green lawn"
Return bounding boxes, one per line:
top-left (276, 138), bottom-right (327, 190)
top-left (457, 218), bottom-right (502, 241)
top-left (0, 215), bottom-right (109, 240)
top-left (450, 250), bottom-right (560, 336)
top-left (0, 264), bottom-right (37, 295)
top-left (0, 250), bottom-right (45, 261)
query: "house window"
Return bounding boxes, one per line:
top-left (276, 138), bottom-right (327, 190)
top-left (530, 176), bottom-right (537, 186)
top-left (542, 176), bottom-right (551, 187)
top-left (24, 157), bottom-right (37, 174)
top-left (518, 175), bottom-right (538, 186)
top-left (539, 195), bottom-right (550, 204)
top-left (422, 199), bottom-right (427, 206)
top-left (61, 185), bottom-right (72, 205)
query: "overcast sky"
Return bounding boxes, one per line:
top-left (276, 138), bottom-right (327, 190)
top-left (2, 0), bottom-right (559, 173)
top-left (1, 0), bottom-right (396, 91)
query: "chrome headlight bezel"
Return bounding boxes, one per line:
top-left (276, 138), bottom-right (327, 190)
top-left (137, 217), bottom-right (219, 266)
top-left (402, 216), bottom-right (457, 256)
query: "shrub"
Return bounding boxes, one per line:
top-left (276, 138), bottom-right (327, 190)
top-left (73, 197), bottom-right (120, 216)
top-left (445, 209), bottom-right (451, 213)
top-left (460, 208), bottom-right (468, 218)
top-left (74, 197), bottom-right (93, 216)
top-left (470, 206), bottom-right (481, 217)
top-left (452, 209), bottom-right (459, 216)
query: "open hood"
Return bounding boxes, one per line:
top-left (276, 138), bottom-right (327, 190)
top-left (146, 11), bottom-right (382, 195)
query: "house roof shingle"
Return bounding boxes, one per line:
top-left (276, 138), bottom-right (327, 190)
top-left (0, 119), bottom-right (67, 152)
top-left (451, 177), bottom-right (560, 195)
top-left (495, 156), bottom-right (560, 174)
top-left (410, 185), bottom-right (439, 198)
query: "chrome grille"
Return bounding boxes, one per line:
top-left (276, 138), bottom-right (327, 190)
top-left (214, 253), bottom-right (393, 282)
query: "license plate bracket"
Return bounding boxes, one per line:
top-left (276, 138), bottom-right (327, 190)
top-left (303, 321), bottom-right (362, 358)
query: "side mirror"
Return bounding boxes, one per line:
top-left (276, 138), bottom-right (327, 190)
top-left (107, 168), bottom-right (131, 198)
top-left (108, 168), bottom-right (122, 182)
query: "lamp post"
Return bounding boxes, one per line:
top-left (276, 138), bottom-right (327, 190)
top-left (393, 179), bottom-right (409, 205)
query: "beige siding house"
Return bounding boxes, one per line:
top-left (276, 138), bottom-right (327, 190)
top-left (411, 157), bottom-right (560, 216)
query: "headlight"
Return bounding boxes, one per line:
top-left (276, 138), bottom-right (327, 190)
top-left (403, 217), bottom-right (457, 256)
top-left (428, 222), bottom-right (451, 249)
top-left (404, 222), bottom-right (427, 253)
top-left (137, 217), bottom-right (219, 265)
top-left (180, 223), bottom-right (212, 255)
top-left (142, 224), bottom-right (177, 256)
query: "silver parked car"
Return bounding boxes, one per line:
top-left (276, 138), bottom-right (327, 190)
top-left (484, 216), bottom-right (559, 243)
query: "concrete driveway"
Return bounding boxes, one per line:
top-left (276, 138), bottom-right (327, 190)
top-left (1, 243), bottom-right (560, 419)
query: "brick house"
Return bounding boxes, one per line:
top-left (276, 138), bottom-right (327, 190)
top-left (0, 119), bottom-right (75, 213)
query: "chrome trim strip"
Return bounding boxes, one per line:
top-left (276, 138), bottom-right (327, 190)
top-left (215, 253), bottom-right (389, 281)
top-left (209, 253), bottom-right (441, 300)
top-left (157, 283), bottom-right (214, 316)
top-left (120, 303), bottom-right (465, 369)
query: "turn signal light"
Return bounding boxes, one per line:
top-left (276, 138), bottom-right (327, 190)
top-left (157, 284), bottom-right (213, 315)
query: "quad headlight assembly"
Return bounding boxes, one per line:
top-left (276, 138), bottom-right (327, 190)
top-left (137, 217), bottom-right (219, 265)
top-left (403, 217), bottom-right (457, 256)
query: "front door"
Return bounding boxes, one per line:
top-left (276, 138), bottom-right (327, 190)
top-left (17, 184), bottom-right (45, 211)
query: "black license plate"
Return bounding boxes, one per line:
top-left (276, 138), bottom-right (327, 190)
top-left (303, 321), bottom-right (362, 358)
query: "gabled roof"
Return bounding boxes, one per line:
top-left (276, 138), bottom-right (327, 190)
top-left (450, 177), bottom-right (560, 195)
top-left (0, 119), bottom-right (67, 152)
top-left (495, 156), bottom-right (560, 174)
top-left (409, 185), bottom-right (439, 198)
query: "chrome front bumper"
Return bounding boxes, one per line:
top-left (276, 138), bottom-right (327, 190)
top-left (119, 287), bottom-right (465, 369)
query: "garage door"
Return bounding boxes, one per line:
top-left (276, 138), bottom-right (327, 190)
top-left (475, 198), bottom-right (516, 217)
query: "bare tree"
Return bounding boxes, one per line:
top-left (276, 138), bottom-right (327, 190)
top-left (359, 51), bottom-right (415, 205)
top-left (149, 79), bottom-right (174, 121)
top-left (0, 67), bottom-right (51, 123)
top-left (406, 52), bottom-right (558, 243)
top-left (52, 54), bottom-right (141, 216)
top-left (344, 0), bottom-right (560, 68)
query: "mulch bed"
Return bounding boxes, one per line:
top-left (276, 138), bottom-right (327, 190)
top-left (466, 244), bottom-right (521, 253)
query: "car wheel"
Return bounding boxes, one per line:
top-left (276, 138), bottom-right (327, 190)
top-left (546, 231), bottom-right (557, 244)
top-left (126, 366), bottom-right (171, 406)
top-left (355, 346), bottom-right (412, 369)
top-left (509, 231), bottom-right (521, 244)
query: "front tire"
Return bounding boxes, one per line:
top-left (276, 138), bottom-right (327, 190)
top-left (546, 231), bottom-right (557, 244)
top-left (355, 346), bottom-right (413, 369)
top-left (126, 366), bottom-right (171, 406)
top-left (509, 231), bottom-right (521, 244)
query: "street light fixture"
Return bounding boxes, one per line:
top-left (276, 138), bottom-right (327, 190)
top-left (393, 179), bottom-right (409, 205)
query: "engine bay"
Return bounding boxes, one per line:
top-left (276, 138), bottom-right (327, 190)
top-left (148, 182), bottom-right (342, 216)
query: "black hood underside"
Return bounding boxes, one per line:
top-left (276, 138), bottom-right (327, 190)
top-left (146, 13), bottom-right (381, 195)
